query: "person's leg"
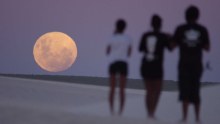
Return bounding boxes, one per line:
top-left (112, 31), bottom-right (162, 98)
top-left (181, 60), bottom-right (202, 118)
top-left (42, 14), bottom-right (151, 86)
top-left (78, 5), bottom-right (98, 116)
top-left (145, 79), bottom-right (155, 118)
top-left (192, 66), bottom-right (202, 123)
top-left (178, 68), bottom-right (190, 122)
top-left (109, 74), bottom-right (116, 115)
top-left (192, 81), bottom-right (201, 122)
top-left (182, 100), bottom-right (189, 122)
top-left (191, 86), bottom-right (201, 123)
top-left (119, 74), bottom-right (126, 115)
top-left (152, 79), bottom-right (162, 117)
top-left (194, 102), bottom-right (201, 123)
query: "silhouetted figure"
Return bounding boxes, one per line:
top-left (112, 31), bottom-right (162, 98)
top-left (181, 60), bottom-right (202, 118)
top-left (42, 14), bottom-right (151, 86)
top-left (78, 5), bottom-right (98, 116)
top-left (173, 6), bottom-right (210, 123)
top-left (139, 15), bottom-right (172, 119)
top-left (106, 19), bottom-right (132, 115)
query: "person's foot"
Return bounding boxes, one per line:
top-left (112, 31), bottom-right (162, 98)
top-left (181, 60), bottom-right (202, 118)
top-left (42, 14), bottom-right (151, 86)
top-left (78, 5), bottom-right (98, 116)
top-left (196, 120), bottom-right (202, 124)
top-left (148, 115), bottom-right (157, 121)
top-left (118, 110), bottom-right (123, 116)
top-left (110, 109), bottom-right (114, 116)
top-left (178, 119), bottom-right (187, 124)
top-left (147, 116), bottom-right (157, 124)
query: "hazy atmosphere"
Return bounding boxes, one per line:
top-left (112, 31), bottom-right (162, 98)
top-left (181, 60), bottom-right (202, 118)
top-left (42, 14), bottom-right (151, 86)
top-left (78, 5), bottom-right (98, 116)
top-left (0, 0), bottom-right (220, 82)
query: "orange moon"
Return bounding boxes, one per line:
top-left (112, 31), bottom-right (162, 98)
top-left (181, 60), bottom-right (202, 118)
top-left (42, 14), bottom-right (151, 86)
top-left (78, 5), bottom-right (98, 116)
top-left (33, 32), bottom-right (77, 72)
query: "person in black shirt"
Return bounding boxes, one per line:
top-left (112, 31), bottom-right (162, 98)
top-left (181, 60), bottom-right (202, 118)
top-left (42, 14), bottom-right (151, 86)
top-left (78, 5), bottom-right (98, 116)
top-left (139, 15), bottom-right (172, 119)
top-left (173, 6), bottom-right (210, 123)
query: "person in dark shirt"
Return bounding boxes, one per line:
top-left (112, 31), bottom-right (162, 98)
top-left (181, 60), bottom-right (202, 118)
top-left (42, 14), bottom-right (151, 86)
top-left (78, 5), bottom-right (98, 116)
top-left (139, 15), bottom-right (172, 119)
top-left (173, 6), bottom-right (210, 123)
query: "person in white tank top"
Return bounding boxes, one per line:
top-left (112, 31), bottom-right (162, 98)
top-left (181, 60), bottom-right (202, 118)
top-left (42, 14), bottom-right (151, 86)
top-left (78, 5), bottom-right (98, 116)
top-left (106, 19), bottom-right (132, 115)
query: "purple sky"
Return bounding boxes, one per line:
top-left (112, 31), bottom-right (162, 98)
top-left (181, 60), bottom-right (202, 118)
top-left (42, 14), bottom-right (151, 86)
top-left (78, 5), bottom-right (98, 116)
top-left (0, 0), bottom-right (219, 82)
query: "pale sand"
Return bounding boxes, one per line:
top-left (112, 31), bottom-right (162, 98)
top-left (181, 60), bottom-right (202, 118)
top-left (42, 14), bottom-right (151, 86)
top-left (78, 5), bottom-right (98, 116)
top-left (0, 76), bottom-right (219, 124)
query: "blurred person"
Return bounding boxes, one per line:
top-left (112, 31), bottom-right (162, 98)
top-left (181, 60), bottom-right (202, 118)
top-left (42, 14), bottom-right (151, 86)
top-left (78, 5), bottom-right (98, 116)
top-left (139, 14), bottom-right (172, 119)
top-left (106, 19), bottom-right (132, 115)
top-left (173, 5), bottom-right (210, 123)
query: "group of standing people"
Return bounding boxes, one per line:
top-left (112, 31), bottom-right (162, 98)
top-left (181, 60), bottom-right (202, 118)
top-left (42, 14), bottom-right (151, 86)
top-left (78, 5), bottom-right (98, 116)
top-left (106, 5), bottom-right (210, 123)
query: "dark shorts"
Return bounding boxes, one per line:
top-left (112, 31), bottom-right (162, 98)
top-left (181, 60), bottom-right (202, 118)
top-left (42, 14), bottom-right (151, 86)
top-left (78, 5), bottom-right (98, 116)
top-left (109, 61), bottom-right (128, 76)
top-left (141, 60), bottom-right (163, 80)
top-left (178, 64), bottom-right (203, 104)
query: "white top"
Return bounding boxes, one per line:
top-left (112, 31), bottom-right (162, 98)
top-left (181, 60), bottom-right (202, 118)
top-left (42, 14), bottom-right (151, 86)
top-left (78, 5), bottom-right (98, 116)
top-left (107, 34), bottom-right (132, 64)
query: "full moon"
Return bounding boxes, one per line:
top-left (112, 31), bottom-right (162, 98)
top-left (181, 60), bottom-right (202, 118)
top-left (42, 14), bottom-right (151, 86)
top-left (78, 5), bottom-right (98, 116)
top-left (33, 32), bottom-right (77, 72)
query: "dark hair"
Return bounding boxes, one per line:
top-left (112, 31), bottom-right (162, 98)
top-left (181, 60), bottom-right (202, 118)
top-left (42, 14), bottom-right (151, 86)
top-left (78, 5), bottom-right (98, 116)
top-left (185, 5), bottom-right (200, 22)
top-left (151, 14), bottom-right (162, 31)
top-left (115, 19), bottom-right (126, 33)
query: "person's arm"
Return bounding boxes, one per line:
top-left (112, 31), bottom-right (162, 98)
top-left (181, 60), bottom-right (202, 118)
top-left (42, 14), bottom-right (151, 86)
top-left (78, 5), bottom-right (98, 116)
top-left (170, 27), bottom-right (181, 50)
top-left (165, 33), bottom-right (176, 51)
top-left (169, 38), bottom-right (178, 51)
top-left (202, 28), bottom-right (210, 52)
top-left (139, 34), bottom-right (146, 53)
top-left (203, 44), bottom-right (210, 52)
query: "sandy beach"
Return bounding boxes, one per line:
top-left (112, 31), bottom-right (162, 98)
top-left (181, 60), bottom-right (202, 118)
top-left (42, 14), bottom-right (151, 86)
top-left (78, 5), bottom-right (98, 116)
top-left (0, 76), bottom-right (219, 124)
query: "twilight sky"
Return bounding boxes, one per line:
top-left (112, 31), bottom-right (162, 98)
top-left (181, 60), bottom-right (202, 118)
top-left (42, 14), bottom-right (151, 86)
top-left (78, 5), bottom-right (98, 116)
top-left (0, 0), bottom-right (219, 82)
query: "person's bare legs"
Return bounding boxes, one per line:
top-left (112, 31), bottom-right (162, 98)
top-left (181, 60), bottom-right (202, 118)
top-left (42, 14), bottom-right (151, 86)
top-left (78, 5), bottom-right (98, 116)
top-left (119, 74), bottom-right (126, 115)
top-left (145, 79), bottom-right (162, 119)
top-left (109, 74), bottom-right (116, 115)
top-left (194, 103), bottom-right (201, 123)
top-left (181, 100), bottom-right (189, 122)
top-left (194, 80), bottom-right (201, 123)
top-left (153, 79), bottom-right (162, 117)
top-left (145, 79), bottom-right (153, 118)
